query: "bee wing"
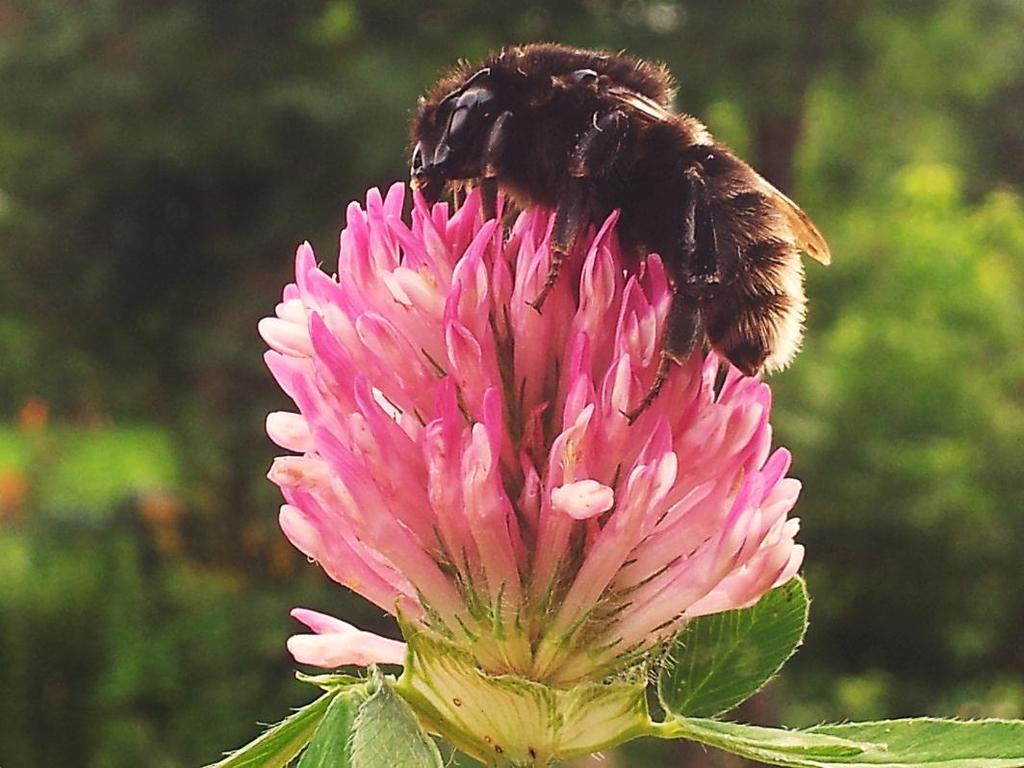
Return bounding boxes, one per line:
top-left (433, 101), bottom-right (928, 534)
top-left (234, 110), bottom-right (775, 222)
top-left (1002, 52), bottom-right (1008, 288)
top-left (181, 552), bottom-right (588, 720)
top-left (750, 175), bottom-right (832, 265)
top-left (607, 86), bottom-right (675, 122)
top-left (609, 86), bottom-right (832, 265)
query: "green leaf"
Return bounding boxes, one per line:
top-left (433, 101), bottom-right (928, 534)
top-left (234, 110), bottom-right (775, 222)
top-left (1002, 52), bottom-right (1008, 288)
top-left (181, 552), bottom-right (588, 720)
top-left (349, 671), bottom-right (444, 768)
top-left (809, 720), bottom-right (1024, 767)
top-left (202, 690), bottom-right (338, 768)
top-left (663, 717), bottom-right (870, 764)
top-left (658, 576), bottom-right (809, 718)
top-left (296, 689), bottom-right (361, 768)
top-left (661, 716), bottom-right (1024, 768)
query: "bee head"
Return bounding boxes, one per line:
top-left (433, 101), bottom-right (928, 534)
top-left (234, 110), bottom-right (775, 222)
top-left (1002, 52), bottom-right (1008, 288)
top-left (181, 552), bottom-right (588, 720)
top-left (411, 68), bottom-right (500, 203)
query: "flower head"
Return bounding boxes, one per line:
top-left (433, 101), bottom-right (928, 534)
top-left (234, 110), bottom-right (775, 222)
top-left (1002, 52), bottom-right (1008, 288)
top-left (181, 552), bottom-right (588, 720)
top-left (260, 184), bottom-right (803, 760)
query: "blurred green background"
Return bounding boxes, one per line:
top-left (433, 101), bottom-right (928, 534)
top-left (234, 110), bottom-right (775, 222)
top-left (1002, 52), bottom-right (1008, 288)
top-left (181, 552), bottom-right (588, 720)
top-left (1, 1), bottom-right (1022, 766)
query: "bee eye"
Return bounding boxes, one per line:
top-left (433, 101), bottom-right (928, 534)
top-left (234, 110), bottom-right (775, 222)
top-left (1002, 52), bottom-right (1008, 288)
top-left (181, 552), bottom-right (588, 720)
top-left (411, 142), bottom-right (424, 172)
top-left (449, 106), bottom-right (469, 138)
top-left (571, 68), bottom-right (599, 86)
top-left (444, 86), bottom-right (495, 145)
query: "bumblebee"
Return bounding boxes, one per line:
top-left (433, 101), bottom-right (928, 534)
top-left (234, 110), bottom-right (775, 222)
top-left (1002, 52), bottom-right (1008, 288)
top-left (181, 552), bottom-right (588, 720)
top-left (410, 43), bottom-right (830, 418)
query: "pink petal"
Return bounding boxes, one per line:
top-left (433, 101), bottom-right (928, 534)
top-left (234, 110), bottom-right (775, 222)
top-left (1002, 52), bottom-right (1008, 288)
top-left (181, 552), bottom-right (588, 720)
top-left (287, 608), bottom-right (406, 667)
top-left (258, 317), bottom-right (312, 357)
top-left (265, 411), bottom-right (312, 452)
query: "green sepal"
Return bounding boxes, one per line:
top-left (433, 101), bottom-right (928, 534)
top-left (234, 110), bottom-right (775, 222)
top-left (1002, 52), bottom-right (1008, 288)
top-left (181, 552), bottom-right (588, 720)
top-left (296, 688), bottom-right (361, 768)
top-left (296, 671), bottom-right (366, 691)
top-left (658, 576), bottom-right (809, 718)
top-left (349, 668), bottom-right (445, 767)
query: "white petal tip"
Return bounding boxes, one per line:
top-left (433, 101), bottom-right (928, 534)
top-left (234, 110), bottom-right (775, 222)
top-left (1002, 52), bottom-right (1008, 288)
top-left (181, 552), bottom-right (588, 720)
top-left (551, 479), bottom-right (615, 520)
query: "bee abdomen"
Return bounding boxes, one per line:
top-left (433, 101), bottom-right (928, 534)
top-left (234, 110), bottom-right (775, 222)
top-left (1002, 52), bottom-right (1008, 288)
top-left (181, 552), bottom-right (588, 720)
top-left (706, 237), bottom-right (806, 376)
top-left (717, 191), bottom-right (788, 250)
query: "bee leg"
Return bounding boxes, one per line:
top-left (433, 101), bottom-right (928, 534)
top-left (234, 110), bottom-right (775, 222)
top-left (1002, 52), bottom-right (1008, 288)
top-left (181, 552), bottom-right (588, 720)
top-left (452, 182), bottom-right (467, 210)
top-left (662, 294), bottom-right (707, 365)
top-left (666, 168), bottom-right (717, 357)
top-left (529, 110), bottom-right (629, 311)
top-left (623, 353), bottom-right (673, 424)
top-left (626, 167), bottom-right (715, 422)
top-left (624, 300), bottom-right (704, 423)
top-left (527, 178), bottom-right (587, 312)
top-left (481, 110), bottom-right (513, 221)
top-left (479, 180), bottom-right (497, 222)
